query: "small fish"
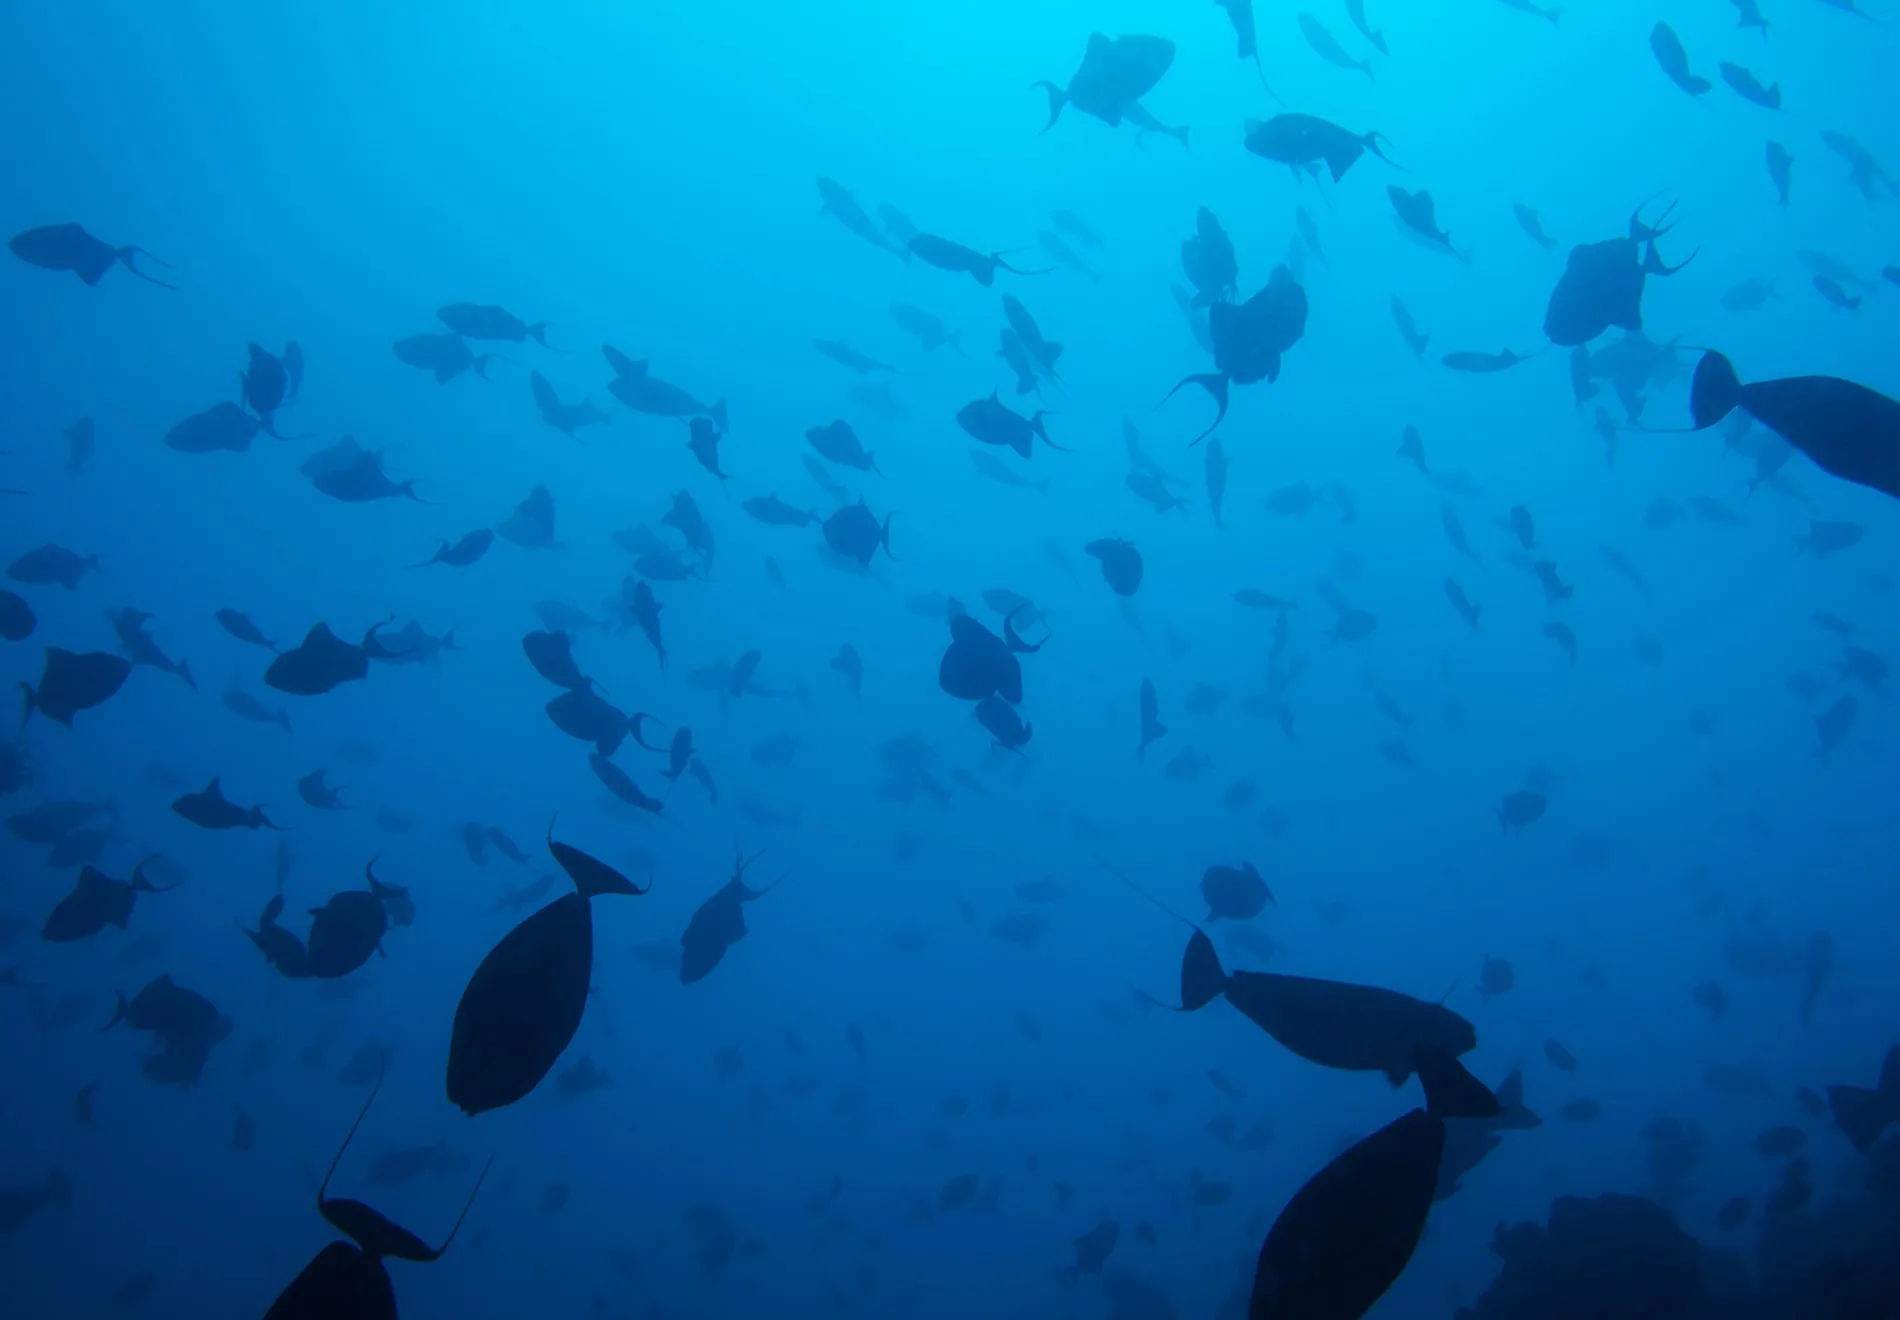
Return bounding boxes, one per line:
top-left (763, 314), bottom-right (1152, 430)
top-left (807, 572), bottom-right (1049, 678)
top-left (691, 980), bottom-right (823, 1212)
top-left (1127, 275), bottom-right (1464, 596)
top-left (1512, 203), bottom-right (1556, 250)
top-left (1298, 13), bottom-right (1375, 78)
top-left (1813, 275), bottom-right (1861, 311)
top-left (1765, 142), bottom-right (1793, 207)
top-left (1498, 0), bottom-right (1562, 24)
top-left (1650, 22), bottom-right (1711, 96)
top-left (1719, 62), bottom-right (1780, 110)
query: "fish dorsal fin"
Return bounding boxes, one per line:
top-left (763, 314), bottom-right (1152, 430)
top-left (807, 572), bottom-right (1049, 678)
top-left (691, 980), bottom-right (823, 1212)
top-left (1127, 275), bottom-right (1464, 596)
top-left (203, 777), bottom-right (222, 797)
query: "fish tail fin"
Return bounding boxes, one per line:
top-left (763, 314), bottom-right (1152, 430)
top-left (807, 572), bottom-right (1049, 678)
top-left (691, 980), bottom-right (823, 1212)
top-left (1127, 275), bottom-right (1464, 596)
top-left (1163, 373), bottom-right (1230, 445)
top-left (472, 353), bottom-right (509, 379)
top-left (880, 513), bottom-right (899, 561)
top-left (1180, 928), bottom-right (1226, 1010)
top-left (1417, 1049), bottom-right (1501, 1119)
top-left (529, 322), bottom-right (567, 352)
top-left (18, 682), bottom-right (34, 727)
top-left (131, 856), bottom-right (165, 892)
top-left (117, 246), bottom-right (177, 289)
top-left (1250, 53), bottom-right (1286, 107)
top-left (1364, 131), bottom-right (1400, 169)
top-left (99, 990), bottom-right (128, 1033)
top-left (408, 540), bottom-right (448, 569)
top-left (1035, 478), bottom-right (1051, 496)
top-left (1032, 81), bottom-right (1067, 132)
top-left (711, 400), bottom-right (730, 431)
top-left (1829, 1083), bottom-right (1893, 1151)
top-left (179, 659), bottom-right (197, 690)
top-left (1689, 352), bottom-right (1742, 429)
top-left (399, 481), bottom-right (434, 504)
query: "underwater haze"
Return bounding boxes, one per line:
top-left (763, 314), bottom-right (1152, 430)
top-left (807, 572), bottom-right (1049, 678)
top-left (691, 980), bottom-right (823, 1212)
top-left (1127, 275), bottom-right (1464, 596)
top-left (4, 0), bottom-right (1900, 1316)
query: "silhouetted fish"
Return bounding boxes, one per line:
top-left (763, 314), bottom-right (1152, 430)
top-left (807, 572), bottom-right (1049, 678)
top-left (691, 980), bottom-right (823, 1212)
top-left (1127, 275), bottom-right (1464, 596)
top-left (9, 223), bottom-right (174, 288)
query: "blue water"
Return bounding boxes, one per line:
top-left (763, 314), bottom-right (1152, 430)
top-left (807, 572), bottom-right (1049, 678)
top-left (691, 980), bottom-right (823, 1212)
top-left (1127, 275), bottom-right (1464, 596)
top-left (3, 1), bottom-right (1898, 1316)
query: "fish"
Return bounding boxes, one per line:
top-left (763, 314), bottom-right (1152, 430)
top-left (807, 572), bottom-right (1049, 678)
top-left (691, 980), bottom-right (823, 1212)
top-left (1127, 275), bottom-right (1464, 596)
top-left (969, 449), bottom-right (1050, 495)
top-left (1813, 275), bottom-right (1860, 311)
top-left (1391, 298), bottom-right (1430, 357)
top-left (1719, 62), bottom-right (1780, 110)
top-left (8, 223), bottom-right (174, 287)
top-left (21, 647), bottom-right (132, 727)
top-left (1165, 264), bottom-right (1308, 442)
top-left (447, 831), bottom-right (648, 1114)
top-left (164, 401), bottom-right (259, 453)
top-left (1687, 351), bottom-right (1900, 504)
top-left (1543, 202), bottom-right (1692, 347)
top-left (8, 544), bottom-right (101, 589)
top-left (908, 233), bottom-right (1048, 286)
top-left (111, 607), bottom-right (194, 689)
top-left (1345, 0), bottom-right (1389, 54)
top-left (297, 769), bottom-right (347, 809)
top-left (1498, 790), bottom-right (1546, 831)
top-left (958, 393), bottom-right (1059, 459)
top-left (1086, 538), bottom-right (1143, 597)
top-left (1498, 0), bottom-right (1562, 23)
top-left (1035, 32), bottom-right (1178, 135)
top-left (1065, 1220), bottom-right (1120, 1283)
top-left (939, 609), bottom-right (1041, 705)
top-left (1298, 13), bottom-right (1374, 79)
top-left (438, 302), bottom-right (556, 346)
top-left (806, 419), bottom-right (882, 474)
top-left (1649, 22), bottom-right (1710, 96)
top-left (393, 332), bottom-right (502, 384)
top-left (1247, 1052), bottom-right (1495, 1320)
top-left (1443, 348), bottom-right (1531, 373)
top-left (1180, 207), bottom-right (1237, 306)
top-left (301, 436), bottom-right (423, 503)
top-left (821, 501), bottom-right (895, 567)
top-left (1512, 203), bottom-right (1556, 250)
top-left (499, 485), bottom-right (560, 549)
top-left (680, 850), bottom-right (780, 984)
top-left (0, 589), bottom-right (34, 642)
top-left (1821, 130), bottom-right (1896, 202)
top-left (815, 339), bottom-right (894, 374)
top-left (1444, 579), bottom-right (1481, 630)
top-left (529, 371), bottom-right (608, 439)
top-left (409, 529), bottom-right (493, 569)
top-left (263, 1080), bottom-right (488, 1316)
top-left (817, 178), bottom-right (909, 259)
top-left (1201, 863), bottom-right (1273, 920)
top-left (172, 778), bottom-right (281, 831)
top-left (42, 860), bottom-right (172, 942)
top-left (602, 345), bottom-right (727, 426)
top-left (265, 622), bottom-right (385, 696)
top-left (1764, 142), bottom-right (1792, 206)
top-left (1137, 678), bottom-right (1167, 756)
top-left (1827, 1044), bottom-right (1900, 1151)
top-left (1204, 438), bottom-right (1229, 528)
top-left (238, 342), bottom-right (309, 439)
top-left (1245, 114), bottom-right (1395, 183)
top-left (1389, 185), bottom-right (1460, 258)
top-left (215, 609), bottom-right (279, 652)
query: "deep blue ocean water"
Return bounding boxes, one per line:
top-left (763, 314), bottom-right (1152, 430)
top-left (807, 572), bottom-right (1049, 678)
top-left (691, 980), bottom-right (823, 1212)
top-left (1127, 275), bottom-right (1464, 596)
top-left (3, 2), bottom-right (1898, 1316)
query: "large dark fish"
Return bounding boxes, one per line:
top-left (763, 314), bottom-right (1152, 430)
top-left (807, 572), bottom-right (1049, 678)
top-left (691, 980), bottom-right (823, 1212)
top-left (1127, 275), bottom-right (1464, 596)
top-left (821, 501), bottom-right (895, 567)
top-left (171, 778), bottom-right (282, 831)
top-left (1687, 352), bottom-right (1900, 503)
top-left (1244, 114), bottom-right (1395, 182)
top-left (266, 623), bottom-right (386, 696)
top-left (438, 302), bottom-right (556, 347)
top-left (301, 438), bottom-right (423, 503)
top-left (1543, 202), bottom-right (1692, 347)
top-left (1649, 22), bottom-right (1710, 96)
top-left (1166, 265), bottom-right (1308, 443)
top-left (938, 609), bottom-right (1042, 704)
top-left (1036, 33), bottom-right (1176, 132)
top-left (602, 345), bottom-right (726, 426)
top-left (240, 343), bottom-right (310, 439)
top-left (1249, 1052), bottom-right (1499, 1319)
top-left (8, 223), bottom-right (174, 288)
top-left (42, 860), bottom-right (172, 943)
top-left (908, 234), bottom-right (1049, 287)
top-left (1170, 927), bottom-right (1475, 1084)
top-left (529, 372), bottom-right (607, 439)
top-left (0, 589), bottom-right (33, 642)
top-left (262, 1079), bottom-right (488, 1319)
top-left (446, 830), bottom-right (647, 1114)
top-left (680, 850), bottom-right (779, 985)
top-left (164, 402), bottom-right (260, 454)
top-left (392, 332), bottom-right (502, 384)
top-left (957, 393), bottom-right (1061, 459)
top-left (21, 648), bottom-right (131, 727)
top-left (1213, 0), bottom-right (1283, 101)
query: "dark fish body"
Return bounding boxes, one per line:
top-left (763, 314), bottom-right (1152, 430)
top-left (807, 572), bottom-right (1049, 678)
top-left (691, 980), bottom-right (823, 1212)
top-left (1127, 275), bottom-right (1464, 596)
top-left (806, 420), bottom-right (880, 473)
top-left (8, 223), bottom-right (173, 288)
top-left (1085, 538), bottom-right (1143, 596)
top-left (522, 630), bottom-right (590, 692)
top-left (680, 859), bottom-right (774, 984)
top-left (224, 688), bottom-right (291, 732)
top-left (890, 303), bottom-right (962, 353)
top-left (172, 778), bottom-right (280, 831)
top-left (602, 346), bottom-right (726, 426)
top-left (1222, 967), bottom-right (1476, 1083)
top-left (1036, 32), bottom-right (1176, 132)
top-left (1650, 22), bottom-right (1710, 95)
top-left (1250, 1055), bottom-right (1499, 1318)
top-left (298, 770), bottom-right (345, 808)
top-left (1298, 12), bottom-right (1374, 78)
top-left (1688, 352), bottom-right (1900, 505)
top-left (742, 495), bottom-right (817, 527)
top-left (412, 529), bottom-right (492, 568)
top-left (393, 332), bottom-right (499, 384)
top-left (1497, 790), bottom-right (1546, 830)
top-left (6, 798), bottom-right (112, 844)
top-left (447, 840), bottom-right (645, 1114)
top-left (815, 338), bottom-right (893, 374)
top-left (22, 647), bottom-right (131, 727)
top-left (1813, 275), bottom-right (1860, 311)
top-left (958, 394), bottom-right (1052, 459)
top-left (438, 302), bottom-right (553, 346)
top-left (305, 865), bottom-right (406, 978)
top-left (215, 608), bottom-right (278, 652)
top-left (1719, 62), bottom-right (1780, 110)
top-left (1168, 264), bottom-right (1308, 441)
top-left (1443, 349), bottom-right (1528, 373)
top-left (1201, 862), bottom-right (1273, 920)
top-left (301, 437), bottom-right (421, 503)
top-left (1181, 207), bottom-right (1237, 306)
top-left (0, 589), bottom-right (35, 641)
top-left (1244, 114), bottom-right (1393, 182)
top-left (939, 612), bottom-right (1037, 705)
top-left (1543, 205), bottom-right (1688, 347)
top-left (265, 623), bottom-right (375, 696)
top-left (547, 688), bottom-right (632, 755)
top-left (240, 342), bottom-right (299, 432)
top-left (8, 543), bottom-right (101, 589)
top-left (164, 401), bottom-right (259, 453)
top-left (822, 501), bottom-right (894, 567)
top-left (42, 861), bottom-right (167, 942)
top-left (817, 177), bottom-right (909, 259)
top-left (907, 234), bottom-right (1034, 287)
top-left (1512, 203), bottom-right (1555, 250)
top-left (974, 695), bottom-right (1032, 751)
